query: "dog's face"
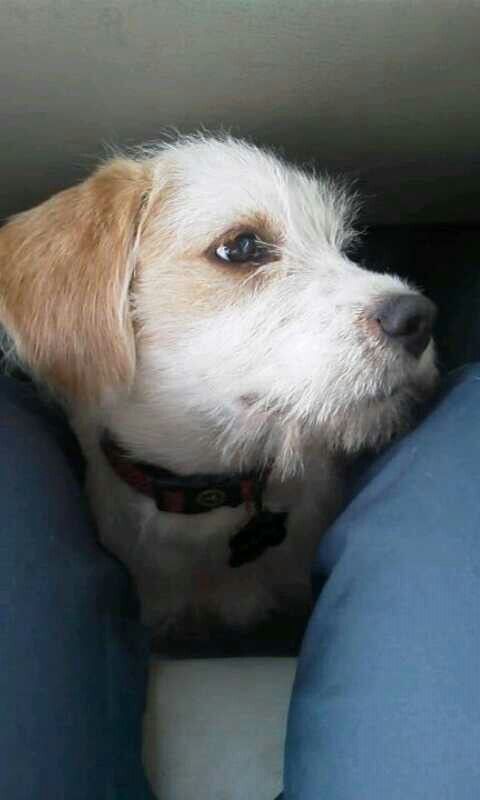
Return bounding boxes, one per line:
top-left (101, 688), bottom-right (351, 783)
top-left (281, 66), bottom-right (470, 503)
top-left (0, 136), bottom-right (437, 476)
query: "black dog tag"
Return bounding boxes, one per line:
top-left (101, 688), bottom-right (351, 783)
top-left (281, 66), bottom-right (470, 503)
top-left (229, 511), bottom-right (288, 567)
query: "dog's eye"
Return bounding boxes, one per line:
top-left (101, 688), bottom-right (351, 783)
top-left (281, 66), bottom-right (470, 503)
top-left (215, 233), bottom-right (265, 264)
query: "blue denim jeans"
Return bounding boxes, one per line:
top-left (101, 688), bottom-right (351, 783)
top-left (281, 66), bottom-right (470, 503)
top-left (284, 365), bottom-right (480, 799)
top-left (0, 377), bottom-right (153, 800)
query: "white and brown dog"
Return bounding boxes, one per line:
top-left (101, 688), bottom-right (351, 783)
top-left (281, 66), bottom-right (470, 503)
top-left (0, 134), bottom-right (437, 641)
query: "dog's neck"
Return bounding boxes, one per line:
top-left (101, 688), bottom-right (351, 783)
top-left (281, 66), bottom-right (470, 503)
top-left (100, 429), bottom-right (270, 516)
top-left (99, 429), bottom-right (291, 568)
top-left (98, 392), bottom-right (277, 477)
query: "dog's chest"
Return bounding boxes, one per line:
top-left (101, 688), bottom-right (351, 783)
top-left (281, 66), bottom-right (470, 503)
top-left (88, 452), bottom-right (342, 631)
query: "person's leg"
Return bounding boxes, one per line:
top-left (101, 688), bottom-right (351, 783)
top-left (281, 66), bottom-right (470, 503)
top-left (0, 377), bottom-right (153, 799)
top-left (284, 365), bottom-right (480, 800)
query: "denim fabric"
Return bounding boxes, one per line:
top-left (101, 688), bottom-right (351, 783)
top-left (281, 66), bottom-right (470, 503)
top-left (284, 365), bottom-right (480, 799)
top-left (0, 377), bottom-right (153, 800)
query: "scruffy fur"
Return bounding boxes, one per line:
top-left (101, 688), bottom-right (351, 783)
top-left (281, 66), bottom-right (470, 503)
top-left (0, 135), bottom-right (437, 637)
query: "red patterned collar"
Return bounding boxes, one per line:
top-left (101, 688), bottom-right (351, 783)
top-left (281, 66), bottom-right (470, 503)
top-left (100, 431), bottom-right (269, 516)
top-left (101, 432), bottom-right (288, 567)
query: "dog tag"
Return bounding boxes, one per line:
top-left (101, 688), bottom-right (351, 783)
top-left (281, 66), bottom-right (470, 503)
top-left (229, 511), bottom-right (288, 567)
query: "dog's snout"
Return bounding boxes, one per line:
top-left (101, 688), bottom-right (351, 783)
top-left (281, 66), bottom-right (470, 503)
top-left (373, 294), bottom-right (436, 358)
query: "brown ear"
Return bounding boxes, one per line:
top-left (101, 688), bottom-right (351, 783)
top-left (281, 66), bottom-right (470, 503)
top-left (0, 158), bottom-right (153, 402)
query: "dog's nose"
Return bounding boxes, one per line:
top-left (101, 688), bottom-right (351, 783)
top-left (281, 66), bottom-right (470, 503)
top-left (374, 294), bottom-right (437, 358)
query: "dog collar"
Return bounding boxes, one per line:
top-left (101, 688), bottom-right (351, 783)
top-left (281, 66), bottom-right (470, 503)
top-left (100, 431), bottom-right (288, 566)
top-left (101, 431), bottom-right (267, 515)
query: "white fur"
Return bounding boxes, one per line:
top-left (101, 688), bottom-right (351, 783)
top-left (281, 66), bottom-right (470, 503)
top-left (35, 136), bottom-right (441, 634)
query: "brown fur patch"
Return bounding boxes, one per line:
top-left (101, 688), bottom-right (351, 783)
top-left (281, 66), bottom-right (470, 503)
top-left (0, 158), bottom-right (152, 401)
top-left (135, 208), bottom-right (281, 334)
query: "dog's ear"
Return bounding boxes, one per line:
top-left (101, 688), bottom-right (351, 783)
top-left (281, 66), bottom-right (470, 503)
top-left (0, 158), bottom-right (153, 402)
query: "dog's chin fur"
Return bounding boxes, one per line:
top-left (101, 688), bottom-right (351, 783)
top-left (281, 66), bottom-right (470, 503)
top-left (217, 385), bottom-right (430, 481)
top-left (0, 133), bottom-right (438, 638)
top-left (212, 343), bottom-right (437, 480)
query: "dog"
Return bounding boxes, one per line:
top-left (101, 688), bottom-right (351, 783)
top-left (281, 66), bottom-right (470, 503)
top-left (0, 134), bottom-right (438, 642)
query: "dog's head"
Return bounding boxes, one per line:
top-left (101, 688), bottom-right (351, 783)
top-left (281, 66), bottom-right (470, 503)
top-left (0, 135), bottom-right (437, 476)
